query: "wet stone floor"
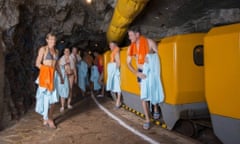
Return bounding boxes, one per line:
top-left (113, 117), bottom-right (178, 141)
top-left (0, 94), bottom-right (200, 144)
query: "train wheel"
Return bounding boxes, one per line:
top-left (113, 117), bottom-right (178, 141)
top-left (197, 128), bottom-right (223, 144)
top-left (173, 120), bottom-right (197, 137)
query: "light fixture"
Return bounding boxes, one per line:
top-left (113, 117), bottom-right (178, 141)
top-left (86, 0), bottom-right (92, 4)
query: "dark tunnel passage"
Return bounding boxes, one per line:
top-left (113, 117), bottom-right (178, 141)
top-left (0, 0), bottom-right (240, 130)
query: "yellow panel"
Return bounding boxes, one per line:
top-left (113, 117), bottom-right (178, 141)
top-left (120, 47), bottom-right (140, 95)
top-left (106, 0), bottom-right (149, 43)
top-left (110, 9), bottom-right (132, 28)
top-left (106, 25), bottom-right (127, 43)
top-left (103, 51), bottom-right (111, 84)
top-left (158, 37), bottom-right (177, 104)
top-left (204, 23), bottom-right (240, 119)
top-left (159, 33), bottom-right (205, 105)
top-left (116, 0), bottom-right (149, 19)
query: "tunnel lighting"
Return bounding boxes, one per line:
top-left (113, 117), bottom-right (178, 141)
top-left (86, 0), bottom-right (92, 4)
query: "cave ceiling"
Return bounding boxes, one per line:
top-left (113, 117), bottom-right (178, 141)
top-left (1, 0), bottom-right (240, 53)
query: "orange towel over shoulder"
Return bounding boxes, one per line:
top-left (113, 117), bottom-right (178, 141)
top-left (39, 65), bottom-right (55, 92)
top-left (110, 46), bottom-right (119, 62)
top-left (128, 36), bottom-right (149, 64)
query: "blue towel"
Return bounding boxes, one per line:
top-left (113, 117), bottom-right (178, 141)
top-left (90, 65), bottom-right (101, 91)
top-left (141, 53), bottom-right (164, 104)
top-left (106, 62), bottom-right (121, 93)
top-left (56, 66), bottom-right (69, 98)
top-left (35, 71), bottom-right (59, 120)
top-left (77, 60), bottom-right (88, 92)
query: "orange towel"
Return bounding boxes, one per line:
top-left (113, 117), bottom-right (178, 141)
top-left (110, 46), bottom-right (119, 62)
top-left (97, 55), bottom-right (103, 66)
top-left (128, 36), bottom-right (149, 64)
top-left (39, 65), bottom-right (55, 92)
top-left (94, 55), bottom-right (104, 74)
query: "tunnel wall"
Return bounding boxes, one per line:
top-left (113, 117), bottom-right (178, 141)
top-left (0, 30), bottom-right (5, 129)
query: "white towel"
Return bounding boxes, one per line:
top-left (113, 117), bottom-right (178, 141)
top-left (90, 65), bottom-right (101, 91)
top-left (106, 62), bottom-right (121, 93)
top-left (77, 60), bottom-right (88, 92)
top-left (141, 53), bottom-right (164, 104)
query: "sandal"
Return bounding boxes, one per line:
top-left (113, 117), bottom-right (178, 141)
top-left (153, 112), bottom-right (160, 120)
top-left (143, 122), bottom-right (151, 130)
top-left (114, 105), bottom-right (121, 110)
top-left (114, 103), bottom-right (122, 110)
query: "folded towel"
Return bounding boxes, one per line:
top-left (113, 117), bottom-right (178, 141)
top-left (35, 71), bottom-right (59, 120)
top-left (106, 62), bottom-right (121, 93)
top-left (77, 60), bottom-right (88, 92)
top-left (141, 53), bottom-right (164, 104)
top-left (90, 65), bottom-right (101, 90)
top-left (38, 65), bottom-right (55, 91)
top-left (56, 66), bottom-right (69, 98)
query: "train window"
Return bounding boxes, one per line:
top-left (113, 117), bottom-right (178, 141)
top-left (193, 45), bottom-right (204, 66)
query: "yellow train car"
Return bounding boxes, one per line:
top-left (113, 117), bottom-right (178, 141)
top-left (104, 34), bottom-right (208, 131)
top-left (103, 50), bottom-right (111, 84)
top-left (104, 25), bottom-right (240, 143)
top-left (204, 23), bottom-right (240, 144)
top-left (158, 33), bottom-right (208, 130)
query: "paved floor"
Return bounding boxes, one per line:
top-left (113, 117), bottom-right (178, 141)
top-left (0, 94), bottom-right (200, 144)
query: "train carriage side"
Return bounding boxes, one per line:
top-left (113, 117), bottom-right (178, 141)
top-left (158, 33), bottom-right (209, 130)
top-left (204, 23), bottom-right (240, 144)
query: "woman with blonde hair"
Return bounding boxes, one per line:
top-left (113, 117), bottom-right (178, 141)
top-left (35, 32), bottom-right (61, 128)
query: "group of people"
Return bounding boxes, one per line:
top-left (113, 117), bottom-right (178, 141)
top-left (106, 26), bottom-right (164, 130)
top-left (34, 33), bottom-right (104, 128)
top-left (35, 26), bottom-right (164, 130)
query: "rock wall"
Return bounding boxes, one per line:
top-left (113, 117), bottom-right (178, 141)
top-left (132, 0), bottom-right (240, 40)
top-left (0, 0), bottom-right (115, 130)
top-left (0, 0), bottom-right (20, 130)
top-left (0, 30), bottom-right (5, 130)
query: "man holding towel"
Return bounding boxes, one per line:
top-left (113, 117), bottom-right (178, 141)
top-left (127, 26), bottom-right (164, 130)
top-left (106, 41), bottom-right (122, 108)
